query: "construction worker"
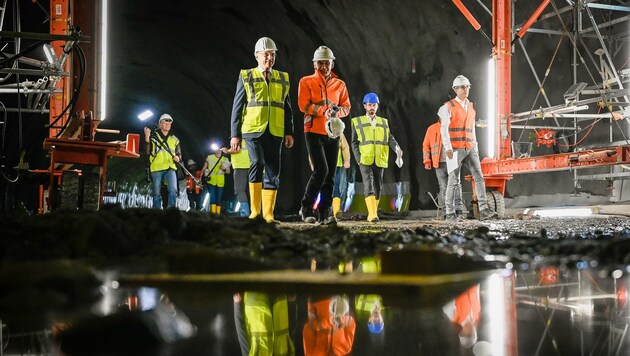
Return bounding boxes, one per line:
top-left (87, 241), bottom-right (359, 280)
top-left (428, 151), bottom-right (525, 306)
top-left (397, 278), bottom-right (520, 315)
top-left (303, 295), bottom-right (356, 355)
top-left (201, 147), bottom-right (231, 214)
top-left (225, 140), bottom-right (251, 217)
top-left (351, 93), bottom-right (402, 223)
top-left (230, 36), bottom-right (294, 223)
top-left (439, 75), bottom-right (497, 222)
top-left (185, 159), bottom-right (202, 210)
top-left (442, 284), bottom-right (481, 349)
top-left (422, 118), bottom-right (467, 218)
top-left (144, 113), bottom-right (181, 209)
top-left (298, 45), bottom-right (351, 225)
top-left (332, 134), bottom-right (351, 219)
top-left (233, 292), bottom-right (296, 356)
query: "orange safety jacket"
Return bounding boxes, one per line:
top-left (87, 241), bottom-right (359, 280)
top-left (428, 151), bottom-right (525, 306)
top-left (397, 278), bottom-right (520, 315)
top-left (422, 121), bottom-right (442, 169)
top-left (303, 298), bottom-right (356, 356)
top-left (186, 170), bottom-right (203, 194)
top-left (298, 71), bottom-right (350, 135)
top-left (446, 99), bottom-right (476, 149)
top-left (451, 285), bottom-right (481, 326)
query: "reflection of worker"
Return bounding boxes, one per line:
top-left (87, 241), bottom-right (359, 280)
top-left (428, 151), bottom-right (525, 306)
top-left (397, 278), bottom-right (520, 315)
top-left (439, 75), bottom-right (497, 222)
top-left (354, 257), bottom-right (384, 335)
top-left (303, 295), bottom-right (356, 355)
top-left (442, 284), bottom-right (481, 349)
top-left (144, 114), bottom-right (181, 209)
top-left (351, 93), bottom-right (402, 223)
top-left (225, 140), bottom-right (251, 217)
top-left (422, 118), bottom-right (466, 218)
top-left (201, 148), bottom-right (230, 214)
top-left (230, 37), bottom-right (294, 224)
top-left (332, 134), bottom-right (351, 220)
top-left (298, 46), bottom-right (351, 225)
top-left (185, 159), bottom-right (202, 210)
top-left (233, 292), bottom-right (295, 356)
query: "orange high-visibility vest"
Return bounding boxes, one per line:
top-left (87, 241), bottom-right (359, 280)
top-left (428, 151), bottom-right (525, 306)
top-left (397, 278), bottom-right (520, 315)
top-left (446, 99), bottom-right (476, 149)
top-left (186, 170), bottom-right (203, 194)
top-left (422, 121), bottom-right (442, 169)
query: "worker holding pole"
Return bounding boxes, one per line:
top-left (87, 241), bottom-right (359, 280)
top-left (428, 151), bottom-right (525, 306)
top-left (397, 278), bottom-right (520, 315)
top-left (144, 113), bottom-right (181, 209)
top-left (438, 75), bottom-right (496, 222)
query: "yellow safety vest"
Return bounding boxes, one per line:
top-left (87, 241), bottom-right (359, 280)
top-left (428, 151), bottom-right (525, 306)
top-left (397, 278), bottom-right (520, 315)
top-left (355, 257), bottom-right (383, 312)
top-left (351, 116), bottom-right (390, 168)
top-left (149, 134), bottom-right (179, 172)
top-left (231, 140), bottom-right (251, 170)
top-left (244, 292), bottom-right (295, 356)
top-left (337, 147), bottom-right (343, 167)
top-left (205, 154), bottom-right (228, 187)
top-left (240, 68), bottom-right (290, 138)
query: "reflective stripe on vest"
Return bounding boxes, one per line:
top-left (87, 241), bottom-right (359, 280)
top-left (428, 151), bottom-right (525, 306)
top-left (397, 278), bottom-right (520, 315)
top-left (205, 154), bottom-right (226, 187)
top-left (244, 292), bottom-right (295, 356)
top-left (231, 140), bottom-right (251, 169)
top-left (351, 115), bottom-right (390, 168)
top-left (447, 99), bottom-right (476, 149)
top-left (241, 69), bottom-right (289, 138)
top-left (149, 134), bottom-right (179, 172)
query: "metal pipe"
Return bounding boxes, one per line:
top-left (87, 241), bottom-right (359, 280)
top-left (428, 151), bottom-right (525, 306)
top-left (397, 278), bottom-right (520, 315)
top-left (515, 0), bottom-right (551, 39)
top-left (511, 125), bottom-right (578, 130)
top-left (0, 88), bottom-right (59, 94)
top-left (452, 0), bottom-right (482, 30)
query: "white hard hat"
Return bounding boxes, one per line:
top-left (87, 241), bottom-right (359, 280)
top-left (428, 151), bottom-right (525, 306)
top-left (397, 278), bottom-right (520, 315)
top-left (159, 113), bottom-right (173, 122)
top-left (452, 75), bottom-right (471, 88)
top-left (186, 159), bottom-right (196, 166)
top-left (254, 37), bottom-right (277, 54)
top-left (313, 46), bottom-right (335, 61)
top-left (325, 117), bottom-right (345, 139)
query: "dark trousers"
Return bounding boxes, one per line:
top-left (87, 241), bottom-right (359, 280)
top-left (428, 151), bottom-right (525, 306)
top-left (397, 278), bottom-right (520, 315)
top-left (359, 163), bottom-right (384, 199)
top-left (244, 130), bottom-right (282, 190)
top-left (233, 168), bottom-right (249, 203)
top-left (301, 132), bottom-right (339, 211)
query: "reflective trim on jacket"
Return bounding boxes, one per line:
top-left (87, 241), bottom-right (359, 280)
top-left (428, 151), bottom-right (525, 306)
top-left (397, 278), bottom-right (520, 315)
top-left (205, 154), bottom-right (228, 187)
top-left (243, 292), bottom-right (295, 356)
top-left (149, 134), bottom-right (179, 172)
top-left (422, 121), bottom-right (442, 168)
top-left (351, 116), bottom-right (390, 168)
top-left (241, 68), bottom-right (290, 137)
top-left (298, 71), bottom-right (350, 135)
top-left (446, 99), bottom-right (476, 149)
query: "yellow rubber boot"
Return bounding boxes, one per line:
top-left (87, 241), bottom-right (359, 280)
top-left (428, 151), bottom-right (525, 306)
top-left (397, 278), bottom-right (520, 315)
top-left (372, 198), bottom-right (380, 222)
top-left (210, 204), bottom-right (217, 214)
top-left (249, 182), bottom-right (262, 219)
top-left (365, 195), bottom-right (378, 222)
top-left (332, 197), bottom-right (342, 219)
top-left (216, 205), bottom-right (221, 214)
top-left (262, 189), bottom-right (278, 223)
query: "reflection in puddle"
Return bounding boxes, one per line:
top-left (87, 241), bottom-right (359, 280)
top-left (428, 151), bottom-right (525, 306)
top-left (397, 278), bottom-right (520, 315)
top-left (2, 256), bottom-right (630, 355)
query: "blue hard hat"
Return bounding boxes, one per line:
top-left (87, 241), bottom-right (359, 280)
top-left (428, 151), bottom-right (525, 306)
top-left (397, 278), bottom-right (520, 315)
top-left (368, 321), bottom-right (384, 334)
top-left (363, 92), bottom-right (379, 104)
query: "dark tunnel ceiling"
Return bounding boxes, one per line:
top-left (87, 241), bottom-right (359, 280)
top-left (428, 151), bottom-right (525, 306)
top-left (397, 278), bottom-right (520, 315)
top-left (2, 0), bottom-right (629, 210)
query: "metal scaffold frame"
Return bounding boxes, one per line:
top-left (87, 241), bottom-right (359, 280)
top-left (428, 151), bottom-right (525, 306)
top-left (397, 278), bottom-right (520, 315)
top-left (453, 0), bottom-right (630, 215)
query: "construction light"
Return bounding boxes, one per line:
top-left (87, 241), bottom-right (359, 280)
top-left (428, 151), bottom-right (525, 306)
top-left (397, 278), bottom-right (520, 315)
top-left (486, 58), bottom-right (496, 158)
top-left (137, 110), bottom-right (154, 121)
top-left (99, 0), bottom-right (109, 120)
top-left (210, 143), bottom-right (219, 151)
top-left (529, 208), bottom-right (593, 217)
top-left (42, 43), bottom-right (58, 65)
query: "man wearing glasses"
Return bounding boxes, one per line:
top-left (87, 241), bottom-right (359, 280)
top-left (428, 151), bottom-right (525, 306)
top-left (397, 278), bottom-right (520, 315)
top-left (144, 113), bottom-right (181, 209)
top-left (438, 75), bottom-right (496, 222)
top-left (230, 37), bottom-right (294, 223)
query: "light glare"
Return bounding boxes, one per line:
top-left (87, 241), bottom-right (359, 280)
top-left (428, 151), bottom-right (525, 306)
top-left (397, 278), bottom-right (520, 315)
top-left (487, 58), bottom-right (496, 159)
top-left (532, 208), bottom-right (593, 217)
top-left (138, 110), bottom-right (154, 121)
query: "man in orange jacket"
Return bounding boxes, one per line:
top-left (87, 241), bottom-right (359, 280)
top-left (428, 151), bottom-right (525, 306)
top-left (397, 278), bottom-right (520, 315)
top-left (298, 46), bottom-right (351, 225)
top-left (422, 118), bottom-right (466, 218)
top-left (303, 295), bottom-right (356, 356)
top-left (439, 75), bottom-right (497, 222)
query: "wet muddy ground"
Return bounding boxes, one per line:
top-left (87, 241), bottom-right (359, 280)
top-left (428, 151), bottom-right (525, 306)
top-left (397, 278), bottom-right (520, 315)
top-left (1, 206), bottom-right (629, 273)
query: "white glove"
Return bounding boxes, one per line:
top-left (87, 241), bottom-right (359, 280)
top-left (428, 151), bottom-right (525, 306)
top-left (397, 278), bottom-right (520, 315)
top-left (395, 146), bottom-right (403, 168)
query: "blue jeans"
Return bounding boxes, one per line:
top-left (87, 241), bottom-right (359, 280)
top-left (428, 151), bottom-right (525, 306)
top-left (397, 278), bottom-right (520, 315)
top-left (445, 148), bottom-right (489, 215)
top-left (333, 167), bottom-right (347, 199)
top-left (436, 163), bottom-right (465, 211)
top-left (201, 184), bottom-right (223, 211)
top-left (151, 169), bottom-right (177, 209)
